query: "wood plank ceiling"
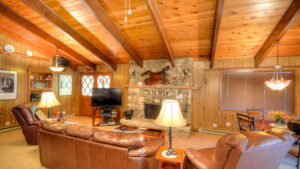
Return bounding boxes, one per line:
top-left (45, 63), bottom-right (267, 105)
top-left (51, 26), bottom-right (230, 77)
top-left (0, 0), bottom-right (300, 69)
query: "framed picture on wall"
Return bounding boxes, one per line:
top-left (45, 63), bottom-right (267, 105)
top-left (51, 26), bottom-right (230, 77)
top-left (0, 70), bottom-right (17, 100)
top-left (59, 75), bottom-right (72, 96)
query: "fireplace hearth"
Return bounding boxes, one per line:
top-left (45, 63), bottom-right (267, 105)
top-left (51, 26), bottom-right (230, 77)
top-left (144, 103), bottom-right (161, 119)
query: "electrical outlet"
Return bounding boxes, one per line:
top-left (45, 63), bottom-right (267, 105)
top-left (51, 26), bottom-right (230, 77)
top-left (213, 123), bottom-right (217, 128)
top-left (226, 122), bottom-right (231, 126)
top-left (5, 121), bottom-right (11, 126)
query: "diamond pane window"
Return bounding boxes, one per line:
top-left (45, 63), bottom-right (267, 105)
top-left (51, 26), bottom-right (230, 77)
top-left (82, 75), bottom-right (94, 96)
top-left (97, 75), bottom-right (111, 88)
top-left (59, 75), bottom-right (72, 96)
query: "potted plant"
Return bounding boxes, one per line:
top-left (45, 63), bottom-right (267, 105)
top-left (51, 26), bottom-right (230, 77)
top-left (269, 110), bottom-right (290, 125)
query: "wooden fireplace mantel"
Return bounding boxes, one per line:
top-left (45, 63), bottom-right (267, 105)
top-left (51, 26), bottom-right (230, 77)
top-left (125, 85), bottom-right (198, 90)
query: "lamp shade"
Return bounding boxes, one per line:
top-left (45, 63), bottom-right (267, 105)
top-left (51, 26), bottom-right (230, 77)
top-left (38, 92), bottom-right (60, 108)
top-left (155, 99), bottom-right (187, 127)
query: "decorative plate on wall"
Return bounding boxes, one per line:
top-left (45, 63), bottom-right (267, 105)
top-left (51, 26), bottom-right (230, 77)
top-left (4, 44), bottom-right (15, 53)
top-left (25, 50), bottom-right (33, 56)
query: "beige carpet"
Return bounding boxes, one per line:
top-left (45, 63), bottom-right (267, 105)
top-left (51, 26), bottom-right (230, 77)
top-left (0, 116), bottom-right (297, 169)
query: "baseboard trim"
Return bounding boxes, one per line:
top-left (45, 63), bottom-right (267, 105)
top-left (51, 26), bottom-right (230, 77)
top-left (0, 126), bottom-right (21, 133)
top-left (198, 128), bottom-right (231, 135)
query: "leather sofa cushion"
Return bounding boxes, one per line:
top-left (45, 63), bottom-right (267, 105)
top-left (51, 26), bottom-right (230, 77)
top-left (41, 120), bottom-right (68, 134)
top-left (17, 105), bottom-right (37, 126)
top-left (185, 148), bottom-right (214, 169)
top-left (266, 128), bottom-right (295, 142)
top-left (242, 131), bottom-right (282, 150)
top-left (93, 130), bottom-right (145, 148)
top-left (65, 124), bottom-right (97, 140)
top-left (128, 138), bottom-right (164, 157)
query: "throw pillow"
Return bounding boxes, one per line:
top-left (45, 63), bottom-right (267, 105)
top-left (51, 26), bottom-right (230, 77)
top-left (35, 110), bottom-right (48, 121)
top-left (30, 104), bottom-right (38, 120)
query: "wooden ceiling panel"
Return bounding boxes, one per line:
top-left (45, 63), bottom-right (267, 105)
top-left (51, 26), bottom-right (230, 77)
top-left (157, 0), bottom-right (216, 59)
top-left (97, 0), bottom-right (168, 60)
top-left (215, 0), bottom-right (292, 59)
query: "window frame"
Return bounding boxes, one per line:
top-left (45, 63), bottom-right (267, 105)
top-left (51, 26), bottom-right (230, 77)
top-left (80, 72), bottom-right (113, 97)
top-left (219, 69), bottom-right (298, 115)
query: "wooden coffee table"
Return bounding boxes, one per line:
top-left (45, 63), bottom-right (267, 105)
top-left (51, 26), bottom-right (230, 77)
top-left (113, 125), bottom-right (165, 139)
top-left (155, 146), bottom-right (184, 169)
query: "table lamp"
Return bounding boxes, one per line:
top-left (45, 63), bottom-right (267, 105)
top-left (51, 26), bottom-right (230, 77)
top-left (38, 91), bottom-right (60, 118)
top-left (155, 99), bottom-right (186, 158)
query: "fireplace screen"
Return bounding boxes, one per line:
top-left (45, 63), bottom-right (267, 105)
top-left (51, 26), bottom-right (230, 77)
top-left (144, 103), bottom-right (161, 119)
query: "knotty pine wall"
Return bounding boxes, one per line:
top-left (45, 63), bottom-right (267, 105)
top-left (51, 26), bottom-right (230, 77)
top-left (192, 57), bottom-right (300, 132)
top-left (77, 64), bottom-right (129, 118)
top-left (0, 33), bottom-right (79, 129)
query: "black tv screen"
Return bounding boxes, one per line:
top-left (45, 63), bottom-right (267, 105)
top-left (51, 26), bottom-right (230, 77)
top-left (92, 88), bottom-right (122, 107)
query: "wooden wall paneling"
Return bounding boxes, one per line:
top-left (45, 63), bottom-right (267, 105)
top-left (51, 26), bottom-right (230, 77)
top-left (0, 33), bottom-right (79, 129)
top-left (192, 56), bottom-right (300, 132)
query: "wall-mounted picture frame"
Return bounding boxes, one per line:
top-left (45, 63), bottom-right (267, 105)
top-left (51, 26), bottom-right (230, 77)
top-left (59, 75), bottom-right (72, 96)
top-left (0, 70), bottom-right (17, 100)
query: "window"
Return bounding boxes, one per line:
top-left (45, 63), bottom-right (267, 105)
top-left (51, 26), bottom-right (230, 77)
top-left (59, 75), bottom-right (72, 96)
top-left (97, 75), bottom-right (111, 88)
top-left (81, 75), bottom-right (94, 96)
top-left (221, 71), bottom-right (295, 114)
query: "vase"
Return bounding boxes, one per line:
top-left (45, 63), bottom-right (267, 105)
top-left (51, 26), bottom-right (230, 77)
top-left (124, 110), bottom-right (134, 120)
top-left (275, 119), bottom-right (285, 125)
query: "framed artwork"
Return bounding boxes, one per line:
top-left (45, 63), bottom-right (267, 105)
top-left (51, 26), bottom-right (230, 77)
top-left (0, 70), bottom-right (17, 100)
top-left (59, 75), bottom-right (72, 96)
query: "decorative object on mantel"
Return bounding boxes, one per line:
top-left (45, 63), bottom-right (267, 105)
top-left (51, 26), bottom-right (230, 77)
top-left (171, 76), bottom-right (178, 86)
top-left (49, 48), bottom-right (65, 72)
top-left (269, 110), bottom-right (289, 125)
top-left (0, 70), bottom-right (17, 100)
top-left (264, 43), bottom-right (291, 90)
top-left (124, 110), bottom-right (134, 120)
top-left (141, 66), bottom-right (170, 85)
top-left (3, 44), bottom-right (15, 53)
top-left (155, 99), bottom-right (186, 158)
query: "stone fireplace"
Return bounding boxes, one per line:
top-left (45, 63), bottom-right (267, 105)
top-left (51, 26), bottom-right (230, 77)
top-left (120, 58), bottom-right (194, 138)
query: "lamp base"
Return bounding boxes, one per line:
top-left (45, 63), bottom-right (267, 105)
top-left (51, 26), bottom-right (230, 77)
top-left (162, 149), bottom-right (177, 158)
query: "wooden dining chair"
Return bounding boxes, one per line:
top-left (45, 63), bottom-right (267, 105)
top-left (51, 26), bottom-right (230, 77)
top-left (236, 112), bottom-right (256, 132)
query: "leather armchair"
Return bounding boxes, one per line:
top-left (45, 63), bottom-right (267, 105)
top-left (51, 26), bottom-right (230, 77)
top-left (12, 105), bottom-right (41, 145)
top-left (184, 130), bottom-right (294, 169)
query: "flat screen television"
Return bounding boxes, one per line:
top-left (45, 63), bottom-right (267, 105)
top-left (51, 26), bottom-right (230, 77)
top-left (92, 88), bottom-right (122, 107)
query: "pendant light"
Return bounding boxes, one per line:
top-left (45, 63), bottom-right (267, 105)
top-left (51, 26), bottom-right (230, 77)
top-left (124, 0), bottom-right (132, 23)
top-left (49, 48), bottom-right (65, 72)
top-left (264, 43), bottom-right (291, 90)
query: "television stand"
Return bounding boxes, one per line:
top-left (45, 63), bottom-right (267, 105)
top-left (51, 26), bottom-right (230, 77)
top-left (92, 106), bottom-right (120, 126)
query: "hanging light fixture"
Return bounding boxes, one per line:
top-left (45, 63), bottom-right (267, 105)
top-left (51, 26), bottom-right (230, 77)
top-left (49, 48), bottom-right (65, 72)
top-left (264, 42), bottom-right (291, 90)
top-left (124, 0), bottom-right (132, 23)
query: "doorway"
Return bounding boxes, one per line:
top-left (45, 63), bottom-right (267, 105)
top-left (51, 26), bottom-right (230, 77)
top-left (79, 73), bottom-right (112, 116)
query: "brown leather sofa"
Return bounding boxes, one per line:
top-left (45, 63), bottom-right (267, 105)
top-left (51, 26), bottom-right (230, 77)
top-left (183, 129), bottom-right (294, 169)
top-left (11, 104), bottom-right (41, 145)
top-left (38, 120), bottom-right (165, 169)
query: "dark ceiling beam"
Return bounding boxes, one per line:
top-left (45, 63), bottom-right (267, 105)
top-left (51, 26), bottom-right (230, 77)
top-left (21, 0), bottom-right (117, 70)
top-left (0, 2), bottom-right (96, 70)
top-left (210, 0), bottom-right (224, 68)
top-left (145, 0), bottom-right (175, 67)
top-left (83, 0), bottom-right (144, 68)
top-left (255, 0), bottom-right (300, 67)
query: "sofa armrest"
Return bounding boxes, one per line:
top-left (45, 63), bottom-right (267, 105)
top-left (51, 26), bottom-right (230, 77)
top-left (32, 121), bottom-right (41, 127)
top-left (128, 138), bottom-right (164, 157)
